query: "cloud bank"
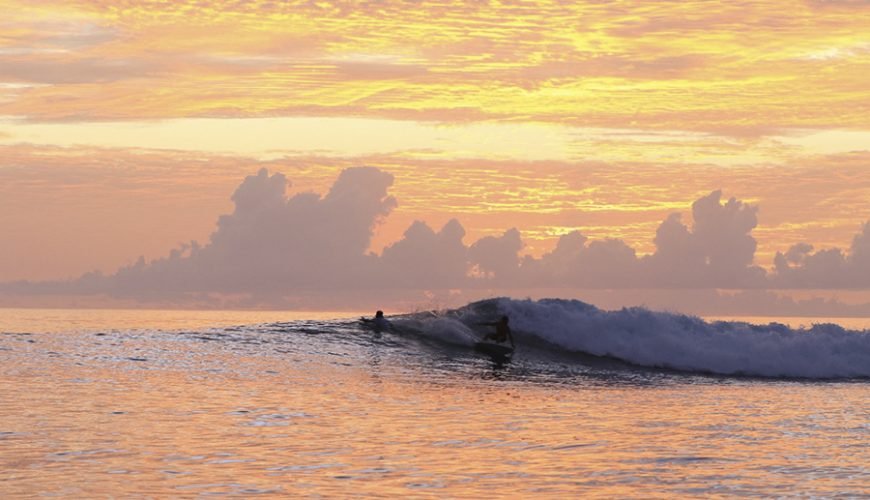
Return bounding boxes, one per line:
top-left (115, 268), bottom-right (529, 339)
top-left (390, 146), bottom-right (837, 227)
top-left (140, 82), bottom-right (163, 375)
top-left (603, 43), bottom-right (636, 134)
top-left (4, 166), bottom-right (870, 311)
top-left (772, 222), bottom-right (870, 289)
top-left (110, 167), bottom-right (396, 293)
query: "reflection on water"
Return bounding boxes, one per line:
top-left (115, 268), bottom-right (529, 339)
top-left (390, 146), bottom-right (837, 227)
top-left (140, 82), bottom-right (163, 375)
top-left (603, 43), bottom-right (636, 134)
top-left (0, 308), bottom-right (364, 334)
top-left (1, 309), bottom-right (868, 497)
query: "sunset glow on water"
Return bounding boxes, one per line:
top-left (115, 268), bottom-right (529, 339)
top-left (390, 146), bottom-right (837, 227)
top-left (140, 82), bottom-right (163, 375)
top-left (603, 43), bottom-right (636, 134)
top-left (2, 307), bottom-right (868, 497)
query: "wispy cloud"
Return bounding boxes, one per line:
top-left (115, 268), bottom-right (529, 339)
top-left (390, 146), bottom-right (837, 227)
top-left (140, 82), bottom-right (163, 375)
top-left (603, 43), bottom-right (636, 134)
top-left (0, 1), bottom-right (866, 134)
top-left (2, 117), bottom-right (866, 166)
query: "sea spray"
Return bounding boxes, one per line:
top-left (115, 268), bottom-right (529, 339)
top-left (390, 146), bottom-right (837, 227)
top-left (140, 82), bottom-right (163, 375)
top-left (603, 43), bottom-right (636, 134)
top-left (408, 298), bottom-right (870, 379)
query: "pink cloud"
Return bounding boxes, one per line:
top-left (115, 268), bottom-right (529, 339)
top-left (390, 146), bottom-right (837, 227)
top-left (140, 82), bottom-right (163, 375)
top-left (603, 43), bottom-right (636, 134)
top-left (3, 165), bottom-right (870, 312)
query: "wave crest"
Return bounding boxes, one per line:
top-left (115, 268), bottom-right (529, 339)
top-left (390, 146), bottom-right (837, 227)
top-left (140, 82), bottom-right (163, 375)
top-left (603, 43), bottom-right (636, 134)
top-left (436, 298), bottom-right (870, 379)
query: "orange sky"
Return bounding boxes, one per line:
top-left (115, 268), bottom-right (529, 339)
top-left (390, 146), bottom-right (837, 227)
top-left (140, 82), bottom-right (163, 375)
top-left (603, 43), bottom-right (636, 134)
top-left (1, 0), bottom-right (869, 284)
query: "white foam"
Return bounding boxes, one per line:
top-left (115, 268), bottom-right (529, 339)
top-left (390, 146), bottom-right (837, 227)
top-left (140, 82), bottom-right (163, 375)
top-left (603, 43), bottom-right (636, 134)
top-left (393, 315), bottom-right (478, 347)
top-left (489, 298), bottom-right (870, 378)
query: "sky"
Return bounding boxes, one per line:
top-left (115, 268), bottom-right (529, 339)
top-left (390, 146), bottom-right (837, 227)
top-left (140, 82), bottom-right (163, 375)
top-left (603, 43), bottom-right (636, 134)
top-left (1, 0), bottom-right (869, 314)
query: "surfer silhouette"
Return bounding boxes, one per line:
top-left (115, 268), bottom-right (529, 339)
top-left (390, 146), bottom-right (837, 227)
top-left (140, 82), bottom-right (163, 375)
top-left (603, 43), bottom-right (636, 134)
top-left (361, 310), bottom-right (392, 332)
top-left (480, 315), bottom-right (515, 348)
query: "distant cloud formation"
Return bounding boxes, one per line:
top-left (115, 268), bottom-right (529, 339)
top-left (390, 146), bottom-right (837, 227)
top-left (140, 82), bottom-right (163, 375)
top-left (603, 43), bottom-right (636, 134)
top-left (504, 190), bottom-right (765, 289)
top-left (379, 219), bottom-right (468, 288)
top-left (642, 191), bottom-right (765, 288)
top-left (772, 222), bottom-right (870, 288)
top-left (110, 167), bottom-right (396, 293)
top-left (3, 166), bottom-right (870, 309)
top-left (469, 228), bottom-right (523, 282)
top-left (521, 232), bottom-right (639, 288)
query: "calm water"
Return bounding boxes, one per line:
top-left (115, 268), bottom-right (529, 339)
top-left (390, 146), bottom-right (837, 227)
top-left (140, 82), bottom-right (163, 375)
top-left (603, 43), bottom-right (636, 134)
top-left (1, 306), bottom-right (868, 497)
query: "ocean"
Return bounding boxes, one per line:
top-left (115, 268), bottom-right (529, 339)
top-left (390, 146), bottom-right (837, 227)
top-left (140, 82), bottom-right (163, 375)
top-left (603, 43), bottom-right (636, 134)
top-left (1, 298), bottom-right (868, 497)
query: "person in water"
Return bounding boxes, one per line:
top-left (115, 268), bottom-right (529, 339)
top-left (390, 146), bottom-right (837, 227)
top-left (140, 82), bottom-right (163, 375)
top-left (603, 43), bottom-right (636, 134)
top-left (370, 310), bottom-right (392, 331)
top-left (481, 315), bottom-right (515, 348)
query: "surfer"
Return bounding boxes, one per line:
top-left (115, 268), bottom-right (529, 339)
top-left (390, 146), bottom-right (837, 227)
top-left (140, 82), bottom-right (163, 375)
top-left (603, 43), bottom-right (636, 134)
top-left (361, 310), bottom-right (392, 332)
top-left (480, 315), bottom-right (515, 348)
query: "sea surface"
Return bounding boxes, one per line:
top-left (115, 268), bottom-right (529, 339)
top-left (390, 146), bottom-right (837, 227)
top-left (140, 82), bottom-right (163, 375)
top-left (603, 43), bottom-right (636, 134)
top-left (1, 298), bottom-right (869, 498)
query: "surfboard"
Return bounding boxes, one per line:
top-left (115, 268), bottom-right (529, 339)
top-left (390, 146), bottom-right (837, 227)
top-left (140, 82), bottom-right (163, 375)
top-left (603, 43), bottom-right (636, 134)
top-left (474, 342), bottom-right (514, 358)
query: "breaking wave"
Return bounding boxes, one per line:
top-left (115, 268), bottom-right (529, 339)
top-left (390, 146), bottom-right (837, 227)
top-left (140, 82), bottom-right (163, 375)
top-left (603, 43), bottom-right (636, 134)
top-left (400, 298), bottom-right (870, 379)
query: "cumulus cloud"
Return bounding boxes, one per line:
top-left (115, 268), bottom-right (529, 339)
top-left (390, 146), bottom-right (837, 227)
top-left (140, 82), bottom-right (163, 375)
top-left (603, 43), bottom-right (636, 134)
top-left (4, 166), bottom-right (870, 311)
top-left (772, 222), bottom-right (870, 288)
top-left (108, 167), bottom-right (396, 294)
top-left (642, 190), bottom-right (765, 287)
top-left (379, 219), bottom-right (469, 288)
top-left (519, 232), bottom-right (639, 287)
top-left (468, 228), bottom-right (523, 281)
top-left (515, 191), bottom-right (765, 289)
